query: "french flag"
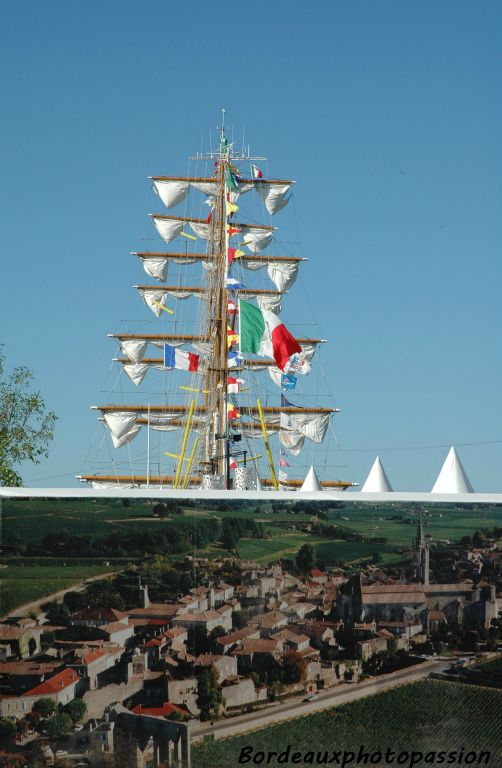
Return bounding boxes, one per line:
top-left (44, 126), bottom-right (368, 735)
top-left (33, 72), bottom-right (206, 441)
top-left (164, 344), bottom-right (199, 372)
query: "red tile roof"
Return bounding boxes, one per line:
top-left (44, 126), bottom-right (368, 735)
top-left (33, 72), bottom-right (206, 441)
top-left (131, 702), bottom-right (187, 718)
top-left (22, 668), bottom-right (80, 697)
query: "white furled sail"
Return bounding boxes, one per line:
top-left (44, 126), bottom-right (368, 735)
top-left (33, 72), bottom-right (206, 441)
top-left (256, 182), bottom-right (292, 215)
top-left (257, 294), bottom-right (282, 314)
top-left (152, 180), bottom-right (189, 209)
top-left (243, 231), bottom-right (273, 254)
top-left (122, 363), bottom-right (149, 387)
top-left (140, 256), bottom-right (169, 281)
top-left (189, 221), bottom-right (212, 239)
top-left (138, 289), bottom-right (170, 317)
top-left (267, 261), bottom-right (298, 292)
top-left (119, 339), bottom-right (148, 363)
top-left (280, 411), bottom-right (331, 455)
top-left (190, 180), bottom-right (219, 196)
top-left (152, 216), bottom-right (184, 243)
top-left (103, 411), bottom-right (142, 448)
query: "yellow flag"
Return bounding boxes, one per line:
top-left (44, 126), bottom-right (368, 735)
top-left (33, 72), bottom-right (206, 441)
top-left (234, 249), bottom-right (244, 259)
top-left (227, 326), bottom-right (239, 348)
top-left (226, 201), bottom-right (239, 216)
top-left (152, 300), bottom-right (174, 315)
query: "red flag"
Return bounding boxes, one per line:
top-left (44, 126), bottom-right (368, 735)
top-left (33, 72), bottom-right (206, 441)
top-left (227, 225), bottom-right (240, 236)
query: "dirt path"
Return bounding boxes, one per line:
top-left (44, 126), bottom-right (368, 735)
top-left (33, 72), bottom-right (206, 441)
top-left (1, 571), bottom-right (118, 620)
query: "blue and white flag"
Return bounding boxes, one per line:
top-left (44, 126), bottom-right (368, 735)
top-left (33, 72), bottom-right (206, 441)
top-left (226, 276), bottom-right (246, 291)
top-left (228, 350), bottom-right (244, 368)
top-left (281, 373), bottom-right (297, 390)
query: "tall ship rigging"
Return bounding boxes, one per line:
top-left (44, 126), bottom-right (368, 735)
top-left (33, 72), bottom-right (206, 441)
top-left (79, 114), bottom-right (355, 492)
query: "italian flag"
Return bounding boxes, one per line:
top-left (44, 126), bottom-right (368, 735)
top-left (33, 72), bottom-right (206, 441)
top-left (239, 300), bottom-right (301, 371)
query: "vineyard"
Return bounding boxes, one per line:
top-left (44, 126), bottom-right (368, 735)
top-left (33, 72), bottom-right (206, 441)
top-left (192, 680), bottom-right (502, 768)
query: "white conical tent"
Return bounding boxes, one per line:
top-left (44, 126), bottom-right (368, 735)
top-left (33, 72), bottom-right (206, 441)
top-left (431, 446), bottom-right (474, 493)
top-left (360, 456), bottom-right (393, 493)
top-left (300, 466), bottom-right (322, 492)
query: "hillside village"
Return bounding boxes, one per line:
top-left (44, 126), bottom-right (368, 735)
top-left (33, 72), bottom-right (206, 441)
top-left (0, 515), bottom-right (501, 767)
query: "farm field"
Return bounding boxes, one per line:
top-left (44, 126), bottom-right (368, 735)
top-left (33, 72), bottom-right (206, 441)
top-left (192, 680), bottom-right (502, 768)
top-left (0, 564), bottom-right (117, 617)
top-left (327, 503), bottom-right (502, 547)
top-left (0, 498), bottom-right (312, 544)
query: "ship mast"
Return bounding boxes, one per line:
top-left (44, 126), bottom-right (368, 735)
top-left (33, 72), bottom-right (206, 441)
top-left (78, 114), bottom-right (355, 491)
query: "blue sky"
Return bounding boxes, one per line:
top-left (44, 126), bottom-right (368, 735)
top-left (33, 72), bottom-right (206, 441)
top-left (1, 1), bottom-right (501, 490)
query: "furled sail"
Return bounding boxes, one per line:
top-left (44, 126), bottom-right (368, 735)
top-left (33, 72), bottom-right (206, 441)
top-left (102, 411), bottom-right (142, 448)
top-left (151, 216), bottom-right (184, 243)
top-left (119, 339), bottom-right (148, 363)
top-left (279, 411), bottom-right (331, 456)
top-left (138, 289), bottom-right (170, 317)
top-left (139, 256), bottom-right (169, 281)
top-left (152, 179), bottom-right (189, 209)
top-left (255, 182), bottom-right (292, 215)
top-left (122, 363), bottom-right (150, 386)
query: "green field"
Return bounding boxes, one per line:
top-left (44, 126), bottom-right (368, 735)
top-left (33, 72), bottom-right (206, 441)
top-left (327, 504), bottom-right (502, 547)
top-left (193, 680), bottom-right (502, 768)
top-left (0, 564), bottom-right (116, 617)
top-left (1, 499), bottom-right (501, 614)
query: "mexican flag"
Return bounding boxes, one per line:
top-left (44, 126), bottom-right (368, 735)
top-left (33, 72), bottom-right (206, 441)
top-left (239, 300), bottom-right (301, 371)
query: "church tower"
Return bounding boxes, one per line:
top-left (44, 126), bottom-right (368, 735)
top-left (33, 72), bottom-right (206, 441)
top-left (413, 511), bottom-right (430, 585)
top-left (138, 575), bottom-right (150, 609)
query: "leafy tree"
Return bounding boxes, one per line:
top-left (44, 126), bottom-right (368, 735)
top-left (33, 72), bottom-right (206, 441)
top-left (83, 580), bottom-right (125, 611)
top-left (45, 713), bottom-right (72, 738)
top-left (188, 624), bottom-right (210, 656)
top-left (63, 699), bottom-right (87, 723)
top-left (0, 717), bottom-right (16, 747)
top-left (296, 543), bottom-right (316, 574)
top-left (0, 346), bottom-right (57, 486)
top-left (208, 625), bottom-right (227, 653)
top-left (280, 651), bottom-right (307, 686)
top-left (45, 601), bottom-right (71, 626)
top-left (33, 697), bottom-right (56, 718)
top-left (232, 609), bottom-right (251, 630)
top-left (195, 666), bottom-right (223, 721)
top-left (63, 591), bottom-right (86, 613)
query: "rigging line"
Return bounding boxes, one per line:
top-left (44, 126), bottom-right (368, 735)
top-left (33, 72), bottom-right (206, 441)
top-left (337, 440), bottom-right (502, 453)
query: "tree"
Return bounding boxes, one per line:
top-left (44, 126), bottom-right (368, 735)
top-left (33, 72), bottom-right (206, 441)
top-left (63, 699), bottom-right (87, 723)
top-left (280, 651), bottom-right (307, 686)
top-left (33, 698), bottom-right (56, 718)
top-left (296, 543), bottom-right (316, 574)
top-left (45, 713), bottom-right (72, 738)
top-left (45, 601), bottom-right (71, 626)
top-left (208, 625), bottom-right (227, 653)
top-left (0, 346), bottom-right (57, 486)
top-left (0, 717), bottom-right (16, 747)
top-left (63, 591), bottom-right (86, 613)
top-left (195, 666), bottom-right (223, 721)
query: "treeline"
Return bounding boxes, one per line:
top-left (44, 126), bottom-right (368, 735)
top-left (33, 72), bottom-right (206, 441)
top-left (25, 518), bottom-right (221, 558)
top-left (459, 527), bottom-right (502, 549)
top-left (221, 517), bottom-right (265, 550)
